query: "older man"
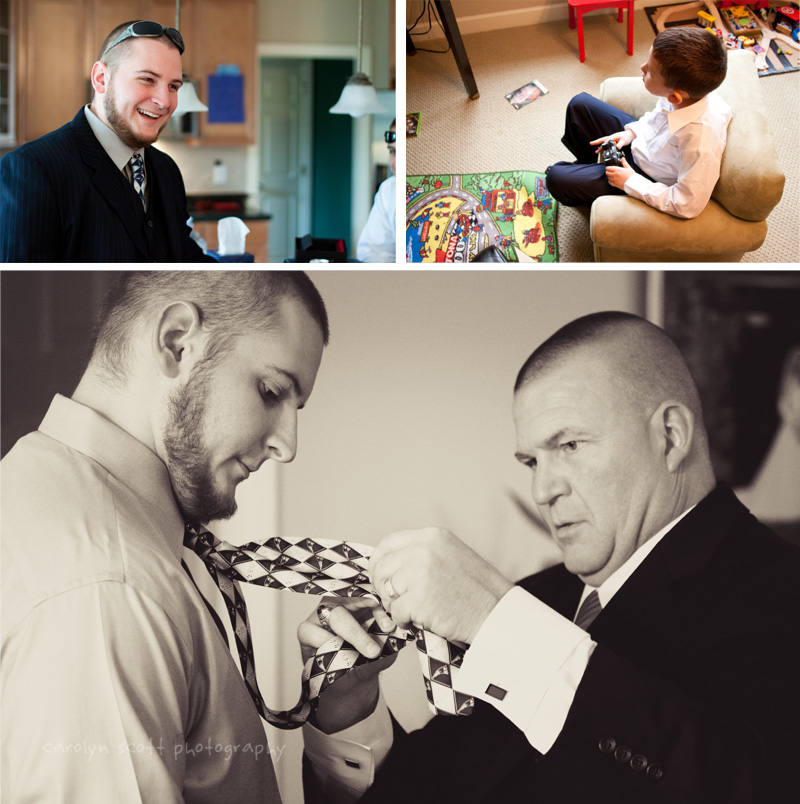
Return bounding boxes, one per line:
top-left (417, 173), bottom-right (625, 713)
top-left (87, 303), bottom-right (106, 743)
top-left (0, 21), bottom-right (212, 262)
top-left (1, 272), bottom-right (327, 801)
top-left (300, 311), bottom-right (800, 803)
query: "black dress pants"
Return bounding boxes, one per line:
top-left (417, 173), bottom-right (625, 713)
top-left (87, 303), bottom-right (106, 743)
top-left (546, 92), bottom-right (652, 207)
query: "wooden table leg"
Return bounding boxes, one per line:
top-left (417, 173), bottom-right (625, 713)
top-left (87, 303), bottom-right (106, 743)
top-left (434, 0), bottom-right (480, 99)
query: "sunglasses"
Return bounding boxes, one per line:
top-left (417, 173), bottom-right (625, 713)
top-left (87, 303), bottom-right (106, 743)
top-left (384, 130), bottom-right (396, 144)
top-left (102, 21), bottom-right (185, 59)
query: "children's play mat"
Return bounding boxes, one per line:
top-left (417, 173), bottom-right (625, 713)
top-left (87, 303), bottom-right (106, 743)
top-left (406, 171), bottom-right (558, 263)
top-left (645, 2), bottom-right (799, 75)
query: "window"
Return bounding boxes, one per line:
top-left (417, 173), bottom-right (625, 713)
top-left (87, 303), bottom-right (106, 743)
top-left (0, 0), bottom-right (15, 147)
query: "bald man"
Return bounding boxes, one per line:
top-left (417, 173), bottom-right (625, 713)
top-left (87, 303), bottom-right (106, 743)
top-left (299, 311), bottom-right (800, 804)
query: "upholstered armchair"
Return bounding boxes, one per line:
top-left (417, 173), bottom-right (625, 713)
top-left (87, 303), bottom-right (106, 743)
top-left (591, 49), bottom-right (784, 262)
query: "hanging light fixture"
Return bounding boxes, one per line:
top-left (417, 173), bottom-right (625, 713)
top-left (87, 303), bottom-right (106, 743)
top-left (173, 0), bottom-right (208, 116)
top-left (329, 0), bottom-right (386, 118)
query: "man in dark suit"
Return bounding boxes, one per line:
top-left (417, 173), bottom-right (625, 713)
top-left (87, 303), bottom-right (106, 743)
top-left (0, 21), bottom-right (212, 262)
top-left (298, 311), bottom-right (800, 803)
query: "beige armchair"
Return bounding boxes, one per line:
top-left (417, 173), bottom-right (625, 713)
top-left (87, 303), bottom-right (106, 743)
top-left (591, 49), bottom-right (784, 262)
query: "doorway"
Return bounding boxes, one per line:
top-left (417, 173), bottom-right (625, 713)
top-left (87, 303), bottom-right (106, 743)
top-left (259, 57), bottom-right (353, 262)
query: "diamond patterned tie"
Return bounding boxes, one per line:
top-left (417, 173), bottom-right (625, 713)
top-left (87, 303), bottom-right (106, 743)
top-left (183, 524), bottom-right (475, 730)
top-left (129, 153), bottom-right (146, 208)
top-left (574, 589), bottom-right (602, 630)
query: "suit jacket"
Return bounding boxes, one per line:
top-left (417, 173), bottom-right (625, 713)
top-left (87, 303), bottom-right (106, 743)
top-left (0, 109), bottom-right (213, 262)
top-left (353, 485), bottom-right (800, 804)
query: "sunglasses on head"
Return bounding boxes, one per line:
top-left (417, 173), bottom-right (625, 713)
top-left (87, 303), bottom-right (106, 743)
top-left (102, 21), bottom-right (185, 59)
top-left (384, 130), bottom-right (396, 144)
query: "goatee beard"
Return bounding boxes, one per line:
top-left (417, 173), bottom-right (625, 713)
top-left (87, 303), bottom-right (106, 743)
top-left (162, 362), bottom-right (238, 526)
top-left (103, 82), bottom-right (166, 149)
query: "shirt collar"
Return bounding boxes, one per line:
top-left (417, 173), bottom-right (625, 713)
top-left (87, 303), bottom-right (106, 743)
top-left (83, 104), bottom-right (145, 172)
top-left (37, 394), bottom-right (184, 561)
top-left (580, 504), bottom-right (697, 610)
top-left (661, 94), bottom-right (710, 136)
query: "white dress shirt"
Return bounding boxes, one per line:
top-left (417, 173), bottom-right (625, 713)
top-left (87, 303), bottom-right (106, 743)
top-left (356, 174), bottom-right (396, 263)
top-left (1, 395), bottom-right (281, 803)
top-left (305, 507), bottom-right (694, 800)
top-left (623, 92), bottom-right (731, 219)
top-left (84, 105), bottom-right (148, 208)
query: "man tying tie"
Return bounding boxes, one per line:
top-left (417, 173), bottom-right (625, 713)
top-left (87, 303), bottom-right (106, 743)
top-left (1, 271), bottom-right (328, 801)
top-left (0, 21), bottom-right (214, 262)
top-left (299, 311), bottom-right (800, 804)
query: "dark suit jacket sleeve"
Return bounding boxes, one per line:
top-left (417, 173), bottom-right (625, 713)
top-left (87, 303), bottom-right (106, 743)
top-left (0, 149), bottom-right (64, 262)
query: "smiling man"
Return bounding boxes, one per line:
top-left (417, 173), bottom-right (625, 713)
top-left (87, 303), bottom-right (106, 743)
top-left (0, 21), bottom-right (213, 262)
top-left (300, 311), bottom-right (800, 804)
top-left (1, 271), bottom-right (328, 802)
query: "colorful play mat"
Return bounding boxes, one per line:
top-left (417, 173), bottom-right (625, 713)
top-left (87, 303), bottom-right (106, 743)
top-left (645, 2), bottom-right (799, 76)
top-left (406, 171), bottom-right (558, 263)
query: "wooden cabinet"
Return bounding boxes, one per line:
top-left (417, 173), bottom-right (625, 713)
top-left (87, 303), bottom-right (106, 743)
top-left (15, 0), bottom-right (256, 145)
top-left (191, 218), bottom-right (269, 263)
top-left (16, 0), bottom-right (89, 142)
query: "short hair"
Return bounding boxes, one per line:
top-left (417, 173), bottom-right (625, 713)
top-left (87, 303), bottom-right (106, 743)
top-left (514, 311), bottom-right (706, 439)
top-left (97, 20), bottom-right (182, 72)
top-left (90, 271), bottom-right (329, 384)
top-left (652, 27), bottom-right (727, 99)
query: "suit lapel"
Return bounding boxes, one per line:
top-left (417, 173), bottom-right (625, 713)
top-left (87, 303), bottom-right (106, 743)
top-left (70, 111), bottom-right (150, 259)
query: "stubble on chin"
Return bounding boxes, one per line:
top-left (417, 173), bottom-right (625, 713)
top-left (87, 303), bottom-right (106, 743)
top-left (162, 369), bottom-right (238, 526)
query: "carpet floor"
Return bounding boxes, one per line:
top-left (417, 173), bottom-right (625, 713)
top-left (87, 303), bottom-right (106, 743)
top-left (406, 9), bottom-right (799, 263)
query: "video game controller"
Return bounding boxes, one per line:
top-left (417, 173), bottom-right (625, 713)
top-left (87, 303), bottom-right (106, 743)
top-left (601, 140), bottom-right (624, 168)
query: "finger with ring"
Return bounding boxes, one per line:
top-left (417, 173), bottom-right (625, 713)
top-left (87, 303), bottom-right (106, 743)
top-left (317, 602), bottom-right (336, 632)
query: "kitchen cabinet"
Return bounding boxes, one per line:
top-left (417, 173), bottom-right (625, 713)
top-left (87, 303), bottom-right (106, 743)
top-left (14, 0), bottom-right (256, 145)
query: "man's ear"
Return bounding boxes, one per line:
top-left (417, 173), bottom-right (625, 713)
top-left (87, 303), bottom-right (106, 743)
top-left (153, 302), bottom-right (204, 379)
top-left (91, 61), bottom-right (111, 96)
top-left (651, 401), bottom-right (695, 473)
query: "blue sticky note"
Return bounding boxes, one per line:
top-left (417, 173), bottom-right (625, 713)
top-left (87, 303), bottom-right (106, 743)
top-left (207, 74), bottom-right (245, 124)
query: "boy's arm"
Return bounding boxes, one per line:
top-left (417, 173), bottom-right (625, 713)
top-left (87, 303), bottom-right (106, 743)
top-left (621, 142), bottom-right (721, 219)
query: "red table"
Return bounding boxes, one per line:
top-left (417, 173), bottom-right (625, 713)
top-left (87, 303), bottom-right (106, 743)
top-left (568, 0), bottom-right (635, 63)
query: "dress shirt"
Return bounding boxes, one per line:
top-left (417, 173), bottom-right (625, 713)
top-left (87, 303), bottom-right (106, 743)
top-left (84, 105), bottom-right (148, 209)
top-left (623, 92), bottom-right (731, 219)
top-left (356, 174), bottom-right (396, 263)
top-left (306, 508), bottom-right (695, 799)
top-left (1, 394), bottom-right (280, 803)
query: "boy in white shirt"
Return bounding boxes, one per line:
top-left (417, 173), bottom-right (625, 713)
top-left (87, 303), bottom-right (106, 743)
top-left (546, 27), bottom-right (731, 219)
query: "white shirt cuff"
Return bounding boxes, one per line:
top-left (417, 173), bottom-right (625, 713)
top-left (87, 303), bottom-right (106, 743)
top-left (303, 690), bottom-right (393, 803)
top-left (455, 585), bottom-right (595, 753)
top-left (623, 171), bottom-right (654, 199)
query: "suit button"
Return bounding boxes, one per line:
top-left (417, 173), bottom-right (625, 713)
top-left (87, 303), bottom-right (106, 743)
top-left (630, 754), bottom-right (648, 772)
top-left (614, 746), bottom-right (633, 763)
top-left (598, 737), bottom-right (616, 753)
top-left (646, 763), bottom-right (664, 780)
top-left (147, 220), bottom-right (154, 228)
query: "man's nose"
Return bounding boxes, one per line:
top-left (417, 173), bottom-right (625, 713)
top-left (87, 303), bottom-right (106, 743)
top-left (530, 458), bottom-right (569, 507)
top-left (265, 406), bottom-right (297, 464)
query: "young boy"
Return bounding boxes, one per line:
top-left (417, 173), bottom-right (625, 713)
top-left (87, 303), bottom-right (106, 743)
top-left (546, 27), bottom-right (731, 219)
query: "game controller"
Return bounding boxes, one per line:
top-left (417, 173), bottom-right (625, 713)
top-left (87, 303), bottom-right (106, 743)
top-left (601, 140), bottom-right (624, 168)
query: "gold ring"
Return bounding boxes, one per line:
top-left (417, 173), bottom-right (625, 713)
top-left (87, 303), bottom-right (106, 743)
top-left (317, 602), bottom-right (336, 632)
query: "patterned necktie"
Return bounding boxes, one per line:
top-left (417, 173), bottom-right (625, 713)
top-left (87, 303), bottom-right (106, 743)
top-left (129, 153), bottom-right (146, 208)
top-left (183, 524), bottom-right (475, 730)
top-left (574, 589), bottom-right (602, 630)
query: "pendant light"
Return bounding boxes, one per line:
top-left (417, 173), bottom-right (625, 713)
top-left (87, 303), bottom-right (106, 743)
top-left (173, 0), bottom-right (208, 116)
top-left (329, 0), bottom-right (386, 118)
